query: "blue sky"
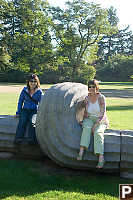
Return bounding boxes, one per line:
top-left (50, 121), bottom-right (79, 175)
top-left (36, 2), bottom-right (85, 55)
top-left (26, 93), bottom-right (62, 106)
top-left (48, 0), bottom-right (133, 32)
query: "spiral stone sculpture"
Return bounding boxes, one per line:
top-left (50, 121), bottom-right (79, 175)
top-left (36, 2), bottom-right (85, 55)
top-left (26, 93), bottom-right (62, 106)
top-left (36, 82), bottom-right (133, 178)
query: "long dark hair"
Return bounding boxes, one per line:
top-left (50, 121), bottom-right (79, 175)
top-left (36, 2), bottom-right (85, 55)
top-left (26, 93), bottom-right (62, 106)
top-left (26, 74), bottom-right (40, 90)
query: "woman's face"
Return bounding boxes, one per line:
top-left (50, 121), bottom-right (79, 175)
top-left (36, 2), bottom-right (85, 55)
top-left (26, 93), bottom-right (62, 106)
top-left (29, 79), bottom-right (37, 89)
top-left (88, 85), bottom-right (97, 94)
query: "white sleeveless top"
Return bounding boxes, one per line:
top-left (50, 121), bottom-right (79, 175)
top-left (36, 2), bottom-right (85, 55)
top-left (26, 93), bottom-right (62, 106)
top-left (87, 99), bottom-right (100, 117)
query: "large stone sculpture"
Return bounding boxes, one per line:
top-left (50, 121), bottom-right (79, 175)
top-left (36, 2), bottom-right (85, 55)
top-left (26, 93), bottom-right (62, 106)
top-left (36, 82), bottom-right (133, 179)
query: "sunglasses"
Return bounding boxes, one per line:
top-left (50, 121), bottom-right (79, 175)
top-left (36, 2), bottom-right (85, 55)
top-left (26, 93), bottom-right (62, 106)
top-left (29, 80), bottom-right (37, 83)
top-left (88, 85), bottom-right (96, 88)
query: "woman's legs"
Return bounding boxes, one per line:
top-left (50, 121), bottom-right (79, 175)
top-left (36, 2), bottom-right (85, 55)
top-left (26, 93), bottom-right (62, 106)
top-left (27, 110), bottom-right (37, 144)
top-left (96, 154), bottom-right (105, 168)
top-left (77, 146), bottom-right (85, 160)
top-left (15, 109), bottom-right (29, 143)
top-left (77, 118), bottom-right (93, 160)
top-left (94, 124), bottom-right (106, 168)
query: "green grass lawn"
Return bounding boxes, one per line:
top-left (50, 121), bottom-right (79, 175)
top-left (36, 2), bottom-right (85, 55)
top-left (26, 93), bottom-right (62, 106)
top-left (0, 82), bottom-right (133, 130)
top-left (107, 98), bottom-right (133, 130)
top-left (0, 93), bottom-right (19, 115)
top-left (0, 159), bottom-right (133, 200)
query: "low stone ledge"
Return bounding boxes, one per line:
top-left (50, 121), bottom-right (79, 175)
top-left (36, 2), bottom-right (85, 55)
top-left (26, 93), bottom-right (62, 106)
top-left (1, 114), bottom-right (133, 178)
top-left (0, 115), bottom-right (45, 160)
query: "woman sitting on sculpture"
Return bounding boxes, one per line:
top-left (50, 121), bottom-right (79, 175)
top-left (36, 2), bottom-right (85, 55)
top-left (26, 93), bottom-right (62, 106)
top-left (76, 79), bottom-right (109, 168)
top-left (14, 74), bottom-right (43, 145)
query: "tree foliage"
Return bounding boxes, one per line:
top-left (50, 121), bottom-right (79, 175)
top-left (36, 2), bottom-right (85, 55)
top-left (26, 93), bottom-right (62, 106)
top-left (0, 0), bottom-right (53, 73)
top-left (0, 0), bottom-right (133, 82)
top-left (50, 0), bottom-right (113, 80)
top-left (96, 54), bottom-right (133, 81)
top-left (97, 7), bottom-right (133, 63)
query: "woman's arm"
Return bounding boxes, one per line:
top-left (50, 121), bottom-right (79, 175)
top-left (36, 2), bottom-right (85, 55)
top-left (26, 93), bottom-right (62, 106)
top-left (16, 89), bottom-right (25, 115)
top-left (76, 99), bottom-right (86, 124)
top-left (95, 94), bottom-right (106, 126)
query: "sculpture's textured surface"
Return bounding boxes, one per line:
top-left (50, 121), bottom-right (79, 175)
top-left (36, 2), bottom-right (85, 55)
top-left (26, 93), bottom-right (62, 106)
top-left (36, 82), bottom-right (133, 178)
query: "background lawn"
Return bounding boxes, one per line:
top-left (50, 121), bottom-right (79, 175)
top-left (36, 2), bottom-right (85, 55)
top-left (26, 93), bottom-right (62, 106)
top-left (107, 98), bottom-right (133, 130)
top-left (0, 82), bottom-right (133, 130)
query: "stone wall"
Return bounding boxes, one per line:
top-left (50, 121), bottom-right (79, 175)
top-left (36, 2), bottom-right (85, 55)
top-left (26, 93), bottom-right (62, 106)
top-left (0, 115), bottom-right (44, 160)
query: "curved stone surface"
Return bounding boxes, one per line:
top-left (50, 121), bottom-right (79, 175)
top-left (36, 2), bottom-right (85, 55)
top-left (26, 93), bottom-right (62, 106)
top-left (36, 82), bottom-right (121, 172)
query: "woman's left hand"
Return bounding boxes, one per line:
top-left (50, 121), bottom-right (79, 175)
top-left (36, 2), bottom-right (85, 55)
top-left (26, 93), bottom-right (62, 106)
top-left (91, 124), bottom-right (97, 134)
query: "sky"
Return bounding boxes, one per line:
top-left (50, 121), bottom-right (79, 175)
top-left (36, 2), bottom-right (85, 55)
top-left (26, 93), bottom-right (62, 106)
top-left (48, 0), bottom-right (133, 32)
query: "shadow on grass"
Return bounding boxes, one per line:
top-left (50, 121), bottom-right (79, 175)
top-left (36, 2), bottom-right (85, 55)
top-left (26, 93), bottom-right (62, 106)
top-left (0, 159), bottom-right (132, 199)
top-left (100, 88), bottom-right (133, 98)
top-left (123, 87), bottom-right (133, 90)
top-left (101, 82), bottom-right (133, 86)
top-left (101, 88), bottom-right (133, 93)
top-left (107, 105), bottom-right (133, 111)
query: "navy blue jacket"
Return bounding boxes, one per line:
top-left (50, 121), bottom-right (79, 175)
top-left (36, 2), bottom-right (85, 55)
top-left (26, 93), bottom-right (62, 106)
top-left (16, 87), bottom-right (43, 115)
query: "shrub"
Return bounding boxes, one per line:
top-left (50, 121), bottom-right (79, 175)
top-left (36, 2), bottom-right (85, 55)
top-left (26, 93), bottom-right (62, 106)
top-left (96, 54), bottom-right (133, 81)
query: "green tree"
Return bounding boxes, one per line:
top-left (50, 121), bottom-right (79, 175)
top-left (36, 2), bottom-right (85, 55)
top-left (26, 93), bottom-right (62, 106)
top-left (0, 0), bottom-right (53, 73)
top-left (97, 6), bottom-right (132, 63)
top-left (96, 54), bottom-right (133, 81)
top-left (50, 0), bottom-right (112, 80)
top-left (0, 47), bottom-right (12, 71)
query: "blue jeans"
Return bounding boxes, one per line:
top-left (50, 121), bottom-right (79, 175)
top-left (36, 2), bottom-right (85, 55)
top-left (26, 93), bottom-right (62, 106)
top-left (15, 109), bottom-right (37, 143)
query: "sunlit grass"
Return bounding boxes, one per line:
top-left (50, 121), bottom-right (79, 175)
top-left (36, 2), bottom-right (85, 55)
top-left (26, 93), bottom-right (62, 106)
top-left (0, 93), bottom-right (18, 115)
top-left (107, 98), bottom-right (133, 130)
top-left (0, 82), bottom-right (133, 129)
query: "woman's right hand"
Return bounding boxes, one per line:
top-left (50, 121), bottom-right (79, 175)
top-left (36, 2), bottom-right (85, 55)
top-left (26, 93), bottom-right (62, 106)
top-left (14, 114), bottom-right (19, 118)
top-left (79, 121), bottom-right (83, 126)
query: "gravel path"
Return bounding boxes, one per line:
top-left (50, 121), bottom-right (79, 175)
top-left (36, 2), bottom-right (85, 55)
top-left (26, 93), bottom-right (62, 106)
top-left (0, 85), bottom-right (24, 93)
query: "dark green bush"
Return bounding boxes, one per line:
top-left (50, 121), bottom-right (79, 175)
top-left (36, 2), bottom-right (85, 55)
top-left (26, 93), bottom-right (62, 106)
top-left (0, 70), bottom-right (27, 83)
top-left (96, 54), bottom-right (133, 81)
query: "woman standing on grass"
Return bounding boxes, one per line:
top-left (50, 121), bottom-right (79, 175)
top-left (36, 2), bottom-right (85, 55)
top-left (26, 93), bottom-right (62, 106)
top-left (76, 79), bottom-right (109, 168)
top-left (14, 74), bottom-right (43, 145)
